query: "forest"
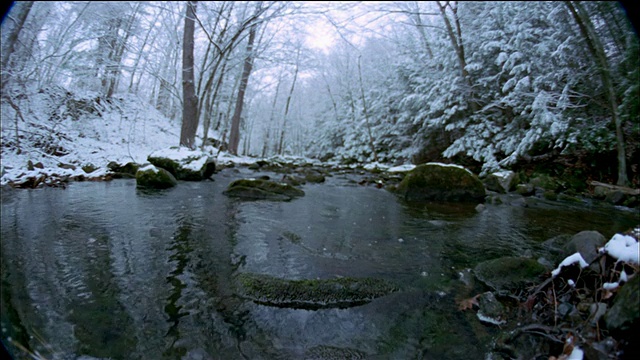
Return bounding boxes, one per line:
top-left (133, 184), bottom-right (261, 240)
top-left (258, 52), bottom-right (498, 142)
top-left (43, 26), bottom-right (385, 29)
top-left (1, 2), bottom-right (640, 359)
top-left (1, 1), bottom-right (638, 187)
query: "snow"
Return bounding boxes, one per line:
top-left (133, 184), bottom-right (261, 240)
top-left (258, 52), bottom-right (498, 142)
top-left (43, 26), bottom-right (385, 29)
top-left (425, 162), bottom-right (473, 175)
top-left (601, 234), bottom-right (639, 265)
top-left (551, 253), bottom-right (589, 277)
top-left (0, 87), bottom-right (284, 186)
top-left (363, 162), bottom-right (390, 171)
top-left (386, 164), bottom-right (416, 173)
top-left (477, 312), bottom-right (506, 326)
top-left (567, 346), bottom-right (583, 360)
top-left (139, 164), bottom-right (158, 173)
top-left (602, 282), bottom-right (619, 291)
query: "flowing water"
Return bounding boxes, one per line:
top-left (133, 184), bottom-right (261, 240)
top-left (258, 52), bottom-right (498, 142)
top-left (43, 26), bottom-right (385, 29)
top-left (1, 168), bottom-right (637, 360)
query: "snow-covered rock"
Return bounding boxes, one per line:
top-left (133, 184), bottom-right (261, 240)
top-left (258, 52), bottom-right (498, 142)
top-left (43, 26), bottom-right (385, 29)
top-left (147, 147), bottom-right (216, 181)
top-left (135, 164), bottom-right (177, 189)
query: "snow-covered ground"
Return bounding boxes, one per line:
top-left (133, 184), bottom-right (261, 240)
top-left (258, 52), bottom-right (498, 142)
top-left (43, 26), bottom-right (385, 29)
top-left (1, 87), bottom-right (418, 187)
top-left (0, 87), bottom-right (259, 186)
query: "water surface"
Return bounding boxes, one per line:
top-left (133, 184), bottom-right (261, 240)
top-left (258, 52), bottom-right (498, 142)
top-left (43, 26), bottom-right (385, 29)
top-left (1, 168), bottom-right (637, 359)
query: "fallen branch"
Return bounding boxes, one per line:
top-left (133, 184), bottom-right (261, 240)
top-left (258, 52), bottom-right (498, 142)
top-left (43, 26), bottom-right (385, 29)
top-left (589, 181), bottom-right (640, 195)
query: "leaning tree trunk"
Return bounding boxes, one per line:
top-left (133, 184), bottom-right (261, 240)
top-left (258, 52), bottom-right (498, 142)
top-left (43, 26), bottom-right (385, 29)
top-left (179, 1), bottom-right (199, 149)
top-left (1, 1), bottom-right (34, 91)
top-left (566, 1), bottom-right (628, 186)
top-left (228, 24), bottom-right (257, 155)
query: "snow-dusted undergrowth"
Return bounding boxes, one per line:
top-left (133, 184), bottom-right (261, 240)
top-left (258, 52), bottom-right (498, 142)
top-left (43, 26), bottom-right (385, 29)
top-left (0, 86), bottom-right (254, 186)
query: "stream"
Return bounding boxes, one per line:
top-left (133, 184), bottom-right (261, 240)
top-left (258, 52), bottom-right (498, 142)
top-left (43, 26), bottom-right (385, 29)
top-left (1, 167), bottom-right (637, 359)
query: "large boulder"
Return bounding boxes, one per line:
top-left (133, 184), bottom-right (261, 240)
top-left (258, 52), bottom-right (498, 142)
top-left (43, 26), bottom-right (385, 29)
top-left (561, 231), bottom-right (606, 272)
top-left (235, 273), bottom-right (398, 309)
top-left (147, 147), bottom-right (216, 181)
top-left (135, 164), bottom-right (177, 189)
top-left (395, 163), bottom-right (486, 202)
top-left (474, 257), bottom-right (547, 292)
top-left (223, 178), bottom-right (304, 201)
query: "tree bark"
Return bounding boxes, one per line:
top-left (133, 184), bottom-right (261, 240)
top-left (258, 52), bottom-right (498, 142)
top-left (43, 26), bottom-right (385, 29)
top-left (228, 24), bottom-right (257, 155)
top-left (357, 55), bottom-right (378, 162)
top-left (436, 1), bottom-right (477, 112)
top-left (179, 1), bottom-right (199, 149)
top-left (565, 1), bottom-right (628, 185)
top-left (277, 49), bottom-right (300, 155)
top-left (1, 1), bottom-right (34, 90)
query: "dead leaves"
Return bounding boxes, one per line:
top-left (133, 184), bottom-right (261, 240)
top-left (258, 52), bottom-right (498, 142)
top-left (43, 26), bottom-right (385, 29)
top-left (457, 294), bottom-right (480, 311)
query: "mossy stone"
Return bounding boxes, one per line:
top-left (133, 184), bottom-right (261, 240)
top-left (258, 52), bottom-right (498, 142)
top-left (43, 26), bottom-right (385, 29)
top-left (395, 164), bottom-right (485, 202)
top-left (135, 166), bottom-right (177, 189)
top-left (474, 257), bottom-right (547, 292)
top-left (235, 273), bottom-right (398, 309)
top-left (605, 275), bottom-right (640, 332)
top-left (223, 178), bottom-right (304, 201)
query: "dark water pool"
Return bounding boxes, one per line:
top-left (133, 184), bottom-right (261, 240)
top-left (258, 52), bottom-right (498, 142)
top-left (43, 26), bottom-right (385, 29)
top-left (1, 168), bottom-right (637, 359)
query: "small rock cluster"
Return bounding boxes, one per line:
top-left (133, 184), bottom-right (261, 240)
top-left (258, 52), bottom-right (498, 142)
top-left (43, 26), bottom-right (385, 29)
top-left (462, 229), bottom-right (639, 359)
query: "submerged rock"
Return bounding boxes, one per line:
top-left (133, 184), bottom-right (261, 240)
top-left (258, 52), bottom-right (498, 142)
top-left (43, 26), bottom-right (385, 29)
top-left (304, 345), bottom-right (368, 360)
top-left (223, 178), bottom-right (304, 201)
top-left (235, 273), bottom-right (398, 309)
top-left (474, 256), bottom-right (547, 292)
top-left (394, 163), bottom-right (485, 202)
top-left (135, 164), bottom-right (177, 189)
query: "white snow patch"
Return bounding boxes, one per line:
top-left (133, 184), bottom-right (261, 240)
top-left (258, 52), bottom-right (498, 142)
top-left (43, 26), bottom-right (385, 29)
top-left (602, 282), bottom-right (619, 291)
top-left (363, 162), bottom-right (389, 171)
top-left (387, 164), bottom-right (416, 173)
top-left (139, 164), bottom-right (158, 173)
top-left (425, 162), bottom-right (473, 175)
top-left (601, 234), bottom-right (639, 265)
top-left (567, 346), bottom-right (584, 360)
top-left (477, 312), bottom-right (506, 326)
top-left (551, 253), bottom-right (589, 277)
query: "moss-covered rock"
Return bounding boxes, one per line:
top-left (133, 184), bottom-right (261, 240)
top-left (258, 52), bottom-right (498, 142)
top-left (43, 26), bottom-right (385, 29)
top-left (304, 345), bottom-right (368, 359)
top-left (108, 161), bottom-right (140, 178)
top-left (223, 178), bottom-right (304, 201)
top-left (235, 273), bottom-right (398, 309)
top-left (605, 275), bottom-right (639, 333)
top-left (395, 163), bottom-right (485, 202)
top-left (474, 257), bottom-right (547, 292)
top-left (529, 173), bottom-right (560, 191)
top-left (135, 164), bottom-right (177, 189)
top-left (303, 169), bottom-right (326, 183)
top-left (81, 163), bottom-right (98, 174)
top-left (147, 147), bottom-right (216, 181)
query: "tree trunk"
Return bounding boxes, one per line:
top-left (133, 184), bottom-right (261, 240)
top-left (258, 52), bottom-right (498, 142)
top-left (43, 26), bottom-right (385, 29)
top-left (565, 1), bottom-right (628, 185)
top-left (357, 55), bottom-right (378, 162)
top-left (277, 49), bottom-right (300, 155)
top-left (262, 71), bottom-right (283, 157)
top-left (436, 1), bottom-right (477, 112)
top-left (1, 1), bottom-right (34, 90)
top-left (179, 1), bottom-right (199, 149)
top-left (228, 24), bottom-right (257, 155)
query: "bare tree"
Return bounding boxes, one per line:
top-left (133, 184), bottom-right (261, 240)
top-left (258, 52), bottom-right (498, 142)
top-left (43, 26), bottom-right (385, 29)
top-left (277, 47), bottom-right (301, 155)
top-left (180, 1), bottom-right (199, 148)
top-left (228, 22), bottom-right (257, 155)
top-left (357, 55), bottom-right (378, 162)
top-left (1, 1), bottom-right (34, 75)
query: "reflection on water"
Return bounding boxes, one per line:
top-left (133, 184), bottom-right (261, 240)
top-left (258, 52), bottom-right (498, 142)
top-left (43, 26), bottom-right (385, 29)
top-left (1, 169), bottom-right (637, 359)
